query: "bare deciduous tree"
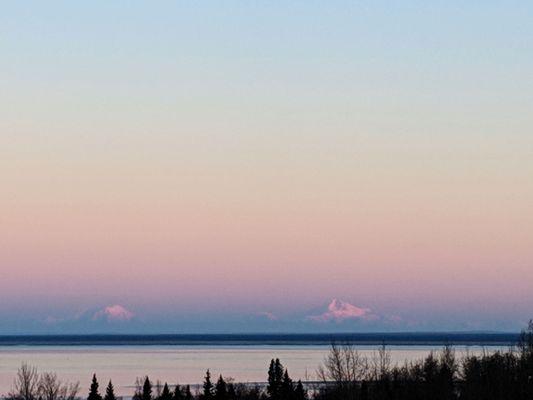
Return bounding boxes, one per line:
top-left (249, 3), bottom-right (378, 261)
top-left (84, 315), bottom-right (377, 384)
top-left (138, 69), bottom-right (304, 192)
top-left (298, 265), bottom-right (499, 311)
top-left (39, 372), bottom-right (62, 400)
top-left (317, 342), bottom-right (369, 399)
top-left (371, 344), bottom-right (392, 381)
top-left (64, 382), bottom-right (80, 400)
top-left (7, 365), bottom-right (79, 400)
top-left (39, 372), bottom-right (80, 400)
top-left (9, 363), bottom-right (40, 400)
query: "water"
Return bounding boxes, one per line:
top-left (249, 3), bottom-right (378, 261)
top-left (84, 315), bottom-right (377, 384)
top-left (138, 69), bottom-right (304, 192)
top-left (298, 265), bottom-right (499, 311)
top-left (0, 344), bottom-right (506, 396)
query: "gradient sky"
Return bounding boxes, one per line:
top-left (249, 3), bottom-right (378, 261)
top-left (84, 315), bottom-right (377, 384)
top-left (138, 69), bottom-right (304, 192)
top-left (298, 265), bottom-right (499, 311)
top-left (1, 1), bottom-right (532, 334)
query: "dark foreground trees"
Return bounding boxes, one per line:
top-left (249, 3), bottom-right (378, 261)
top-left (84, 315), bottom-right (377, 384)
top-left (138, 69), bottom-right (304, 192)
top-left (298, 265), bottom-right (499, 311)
top-left (87, 375), bottom-right (102, 400)
top-left (267, 358), bottom-right (301, 400)
top-left (315, 321), bottom-right (533, 400)
top-left (214, 376), bottom-right (227, 400)
top-left (104, 381), bottom-right (116, 400)
top-left (201, 370), bottom-right (214, 399)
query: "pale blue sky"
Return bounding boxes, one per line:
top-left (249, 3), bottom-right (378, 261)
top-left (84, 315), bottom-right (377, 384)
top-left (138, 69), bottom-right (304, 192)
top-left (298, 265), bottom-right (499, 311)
top-left (1, 1), bottom-right (532, 334)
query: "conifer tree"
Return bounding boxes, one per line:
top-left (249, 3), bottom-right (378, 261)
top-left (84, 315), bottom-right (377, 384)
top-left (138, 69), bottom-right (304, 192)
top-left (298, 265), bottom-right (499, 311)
top-left (294, 381), bottom-right (306, 400)
top-left (183, 385), bottom-right (192, 400)
top-left (202, 370), bottom-right (214, 399)
top-left (267, 359), bottom-right (276, 398)
top-left (281, 369), bottom-right (294, 399)
top-left (274, 359), bottom-right (284, 388)
top-left (173, 384), bottom-right (183, 400)
top-left (133, 377), bottom-right (144, 400)
top-left (268, 359), bottom-right (285, 400)
top-left (215, 375), bottom-right (227, 400)
top-left (88, 374), bottom-right (102, 400)
top-left (104, 381), bottom-right (116, 400)
top-left (142, 377), bottom-right (153, 400)
top-left (160, 383), bottom-right (172, 400)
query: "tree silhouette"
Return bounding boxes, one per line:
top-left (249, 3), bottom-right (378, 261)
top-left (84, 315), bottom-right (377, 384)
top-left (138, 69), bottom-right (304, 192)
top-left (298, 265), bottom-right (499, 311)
top-left (294, 381), bottom-right (306, 400)
top-left (267, 359), bottom-right (276, 398)
top-left (104, 381), bottom-right (116, 400)
top-left (202, 370), bottom-right (214, 399)
top-left (281, 369), bottom-right (293, 399)
top-left (268, 359), bottom-right (285, 400)
top-left (142, 377), bottom-right (152, 400)
top-left (10, 363), bottom-right (40, 400)
top-left (173, 384), bottom-right (183, 400)
top-left (159, 383), bottom-right (172, 400)
top-left (183, 385), bottom-right (192, 400)
top-left (215, 375), bottom-right (227, 400)
top-left (88, 374), bottom-right (102, 400)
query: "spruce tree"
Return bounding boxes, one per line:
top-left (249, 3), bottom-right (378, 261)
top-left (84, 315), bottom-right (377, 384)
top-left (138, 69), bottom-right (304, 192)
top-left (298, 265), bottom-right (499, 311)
top-left (173, 384), bottom-right (183, 400)
top-left (183, 385), bottom-right (192, 400)
top-left (88, 374), bottom-right (102, 400)
top-left (281, 369), bottom-right (293, 399)
top-left (202, 369), bottom-right (214, 399)
top-left (294, 381), bottom-right (306, 400)
top-left (214, 375), bottom-right (227, 400)
top-left (133, 377), bottom-right (144, 400)
top-left (142, 377), bottom-right (153, 400)
top-left (160, 383), bottom-right (172, 400)
top-left (268, 359), bottom-right (275, 393)
top-left (275, 359), bottom-right (284, 398)
top-left (267, 358), bottom-right (286, 400)
top-left (104, 381), bottom-right (116, 400)
top-left (267, 359), bottom-right (278, 399)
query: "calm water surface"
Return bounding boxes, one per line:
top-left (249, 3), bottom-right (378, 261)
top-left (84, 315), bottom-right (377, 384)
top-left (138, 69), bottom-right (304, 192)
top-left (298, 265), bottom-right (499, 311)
top-left (0, 345), bottom-right (502, 396)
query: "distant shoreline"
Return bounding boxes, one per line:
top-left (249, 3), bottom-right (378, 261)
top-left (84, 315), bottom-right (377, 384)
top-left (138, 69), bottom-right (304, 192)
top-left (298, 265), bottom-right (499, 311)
top-left (0, 333), bottom-right (519, 346)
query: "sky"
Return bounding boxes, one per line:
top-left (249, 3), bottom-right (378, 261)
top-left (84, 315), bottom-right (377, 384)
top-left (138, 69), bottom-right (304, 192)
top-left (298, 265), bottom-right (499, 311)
top-left (1, 1), bottom-right (532, 334)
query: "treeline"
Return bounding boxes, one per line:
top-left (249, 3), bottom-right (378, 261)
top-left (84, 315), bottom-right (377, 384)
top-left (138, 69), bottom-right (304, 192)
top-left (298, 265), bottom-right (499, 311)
top-left (5, 321), bottom-right (533, 400)
top-left (90, 360), bottom-right (307, 400)
top-left (314, 321), bottom-right (533, 400)
top-left (4, 359), bottom-right (306, 400)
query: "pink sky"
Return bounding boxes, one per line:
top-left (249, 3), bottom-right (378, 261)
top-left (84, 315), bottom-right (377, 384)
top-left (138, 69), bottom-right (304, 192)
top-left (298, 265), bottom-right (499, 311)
top-left (1, 120), bottom-right (532, 333)
top-left (1, 2), bottom-right (532, 333)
